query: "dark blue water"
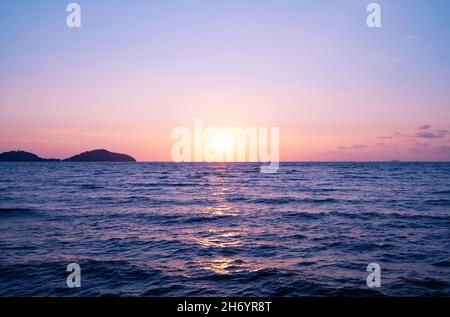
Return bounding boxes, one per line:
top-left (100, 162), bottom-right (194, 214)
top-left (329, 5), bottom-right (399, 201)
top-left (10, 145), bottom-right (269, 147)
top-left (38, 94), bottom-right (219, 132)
top-left (0, 162), bottom-right (449, 296)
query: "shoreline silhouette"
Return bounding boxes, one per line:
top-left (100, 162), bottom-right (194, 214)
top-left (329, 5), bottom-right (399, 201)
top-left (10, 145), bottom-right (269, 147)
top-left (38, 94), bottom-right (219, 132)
top-left (0, 149), bottom-right (136, 162)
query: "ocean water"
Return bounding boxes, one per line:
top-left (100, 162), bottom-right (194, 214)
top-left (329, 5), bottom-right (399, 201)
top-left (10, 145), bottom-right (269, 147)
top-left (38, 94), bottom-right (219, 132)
top-left (0, 162), bottom-right (449, 297)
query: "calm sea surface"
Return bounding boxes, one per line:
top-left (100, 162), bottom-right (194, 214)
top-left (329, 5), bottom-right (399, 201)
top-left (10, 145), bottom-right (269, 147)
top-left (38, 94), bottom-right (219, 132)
top-left (0, 162), bottom-right (449, 296)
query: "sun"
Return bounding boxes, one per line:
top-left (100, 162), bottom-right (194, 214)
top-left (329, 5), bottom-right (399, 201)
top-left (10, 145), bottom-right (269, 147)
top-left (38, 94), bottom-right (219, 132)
top-left (211, 134), bottom-right (234, 154)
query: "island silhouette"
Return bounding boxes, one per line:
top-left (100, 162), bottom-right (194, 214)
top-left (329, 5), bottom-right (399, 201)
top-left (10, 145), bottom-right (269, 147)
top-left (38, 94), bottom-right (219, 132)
top-left (64, 149), bottom-right (136, 162)
top-left (0, 149), bottom-right (136, 162)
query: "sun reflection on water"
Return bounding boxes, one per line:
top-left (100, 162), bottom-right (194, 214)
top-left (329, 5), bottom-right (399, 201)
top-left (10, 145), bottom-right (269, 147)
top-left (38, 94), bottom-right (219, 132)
top-left (191, 171), bottom-right (264, 276)
top-left (194, 228), bottom-right (242, 248)
top-left (201, 257), bottom-right (263, 275)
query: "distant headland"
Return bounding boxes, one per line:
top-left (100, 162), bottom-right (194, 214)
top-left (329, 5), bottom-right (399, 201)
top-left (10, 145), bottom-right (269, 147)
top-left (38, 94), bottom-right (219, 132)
top-left (64, 149), bottom-right (136, 162)
top-left (0, 149), bottom-right (136, 162)
top-left (0, 151), bottom-right (60, 162)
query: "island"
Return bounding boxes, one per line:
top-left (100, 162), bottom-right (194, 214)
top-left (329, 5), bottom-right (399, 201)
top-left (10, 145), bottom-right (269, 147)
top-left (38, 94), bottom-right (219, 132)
top-left (0, 149), bottom-right (136, 162)
top-left (0, 150), bottom-right (60, 162)
top-left (63, 149), bottom-right (136, 162)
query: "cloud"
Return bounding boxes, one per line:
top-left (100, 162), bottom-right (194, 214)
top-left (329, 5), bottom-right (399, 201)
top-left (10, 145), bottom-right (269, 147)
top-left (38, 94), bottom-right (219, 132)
top-left (407, 141), bottom-right (450, 155)
top-left (378, 132), bottom-right (409, 140)
top-left (414, 142), bottom-right (431, 148)
top-left (338, 144), bottom-right (368, 151)
top-left (409, 145), bottom-right (450, 155)
top-left (373, 56), bottom-right (406, 64)
top-left (418, 124), bottom-right (431, 130)
top-left (403, 35), bottom-right (421, 40)
top-left (415, 129), bottom-right (448, 139)
top-left (379, 127), bottom-right (449, 141)
top-left (438, 146), bottom-right (450, 153)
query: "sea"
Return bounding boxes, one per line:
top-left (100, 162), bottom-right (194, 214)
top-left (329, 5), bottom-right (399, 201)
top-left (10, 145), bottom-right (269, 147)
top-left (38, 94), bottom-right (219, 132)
top-left (0, 162), bottom-right (449, 296)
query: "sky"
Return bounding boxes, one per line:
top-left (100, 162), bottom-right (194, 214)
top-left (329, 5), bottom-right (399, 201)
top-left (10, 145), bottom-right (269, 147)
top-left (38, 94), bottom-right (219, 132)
top-left (0, 0), bottom-right (449, 161)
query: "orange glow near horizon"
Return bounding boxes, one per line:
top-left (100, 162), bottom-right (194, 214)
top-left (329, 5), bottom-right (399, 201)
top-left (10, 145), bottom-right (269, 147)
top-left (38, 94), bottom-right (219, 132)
top-left (1, 119), bottom-right (450, 162)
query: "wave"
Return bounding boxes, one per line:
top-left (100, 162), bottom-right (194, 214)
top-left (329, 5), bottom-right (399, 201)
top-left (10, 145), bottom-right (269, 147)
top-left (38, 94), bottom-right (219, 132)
top-left (433, 260), bottom-right (450, 267)
top-left (0, 207), bottom-right (35, 215)
top-left (425, 199), bottom-right (450, 206)
top-left (401, 277), bottom-right (449, 289)
top-left (283, 211), bottom-right (326, 219)
top-left (431, 190), bottom-right (450, 194)
top-left (78, 184), bottom-right (104, 190)
top-left (227, 197), bottom-right (338, 204)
